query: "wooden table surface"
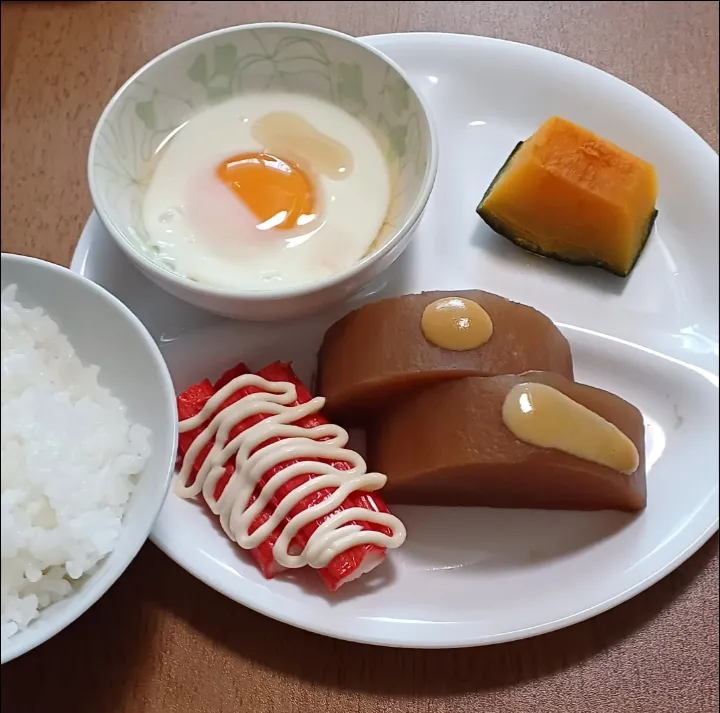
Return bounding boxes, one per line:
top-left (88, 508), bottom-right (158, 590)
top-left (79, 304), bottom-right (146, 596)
top-left (1, 2), bottom-right (718, 712)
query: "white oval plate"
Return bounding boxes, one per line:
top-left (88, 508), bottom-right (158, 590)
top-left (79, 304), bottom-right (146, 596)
top-left (71, 33), bottom-right (719, 648)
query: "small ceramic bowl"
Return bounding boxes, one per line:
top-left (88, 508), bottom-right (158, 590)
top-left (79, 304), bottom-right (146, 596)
top-left (0, 253), bottom-right (177, 664)
top-left (87, 22), bottom-right (437, 321)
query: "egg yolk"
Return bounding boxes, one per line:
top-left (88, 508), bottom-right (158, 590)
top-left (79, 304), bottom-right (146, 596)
top-left (216, 153), bottom-right (315, 231)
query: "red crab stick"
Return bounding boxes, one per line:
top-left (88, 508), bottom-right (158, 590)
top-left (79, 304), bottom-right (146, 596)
top-left (258, 362), bottom-right (396, 540)
top-left (255, 362), bottom-right (395, 590)
top-left (177, 361), bottom-right (399, 591)
top-left (211, 361), bottom-right (390, 591)
top-left (176, 365), bottom-right (287, 579)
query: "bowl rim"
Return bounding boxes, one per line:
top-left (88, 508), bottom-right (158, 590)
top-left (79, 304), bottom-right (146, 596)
top-left (0, 253), bottom-right (178, 665)
top-left (87, 21), bottom-right (439, 302)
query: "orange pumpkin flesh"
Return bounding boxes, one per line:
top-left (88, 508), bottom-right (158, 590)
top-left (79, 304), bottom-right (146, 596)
top-left (477, 116), bottom-right (658, 277)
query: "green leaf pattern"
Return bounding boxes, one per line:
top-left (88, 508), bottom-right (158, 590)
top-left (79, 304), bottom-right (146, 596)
top-left (389, 125), bottom-right (408, 159)
top-left (187, 55), bottom-right (208, 85)
top-left (213, 44), bottom-right (238, 76)
top-left (388, 77), bottom-right (410, 115)
top-left (134, 100), bottom-right (156, 130)
top-left (335, 62), bottom-right (367, 115)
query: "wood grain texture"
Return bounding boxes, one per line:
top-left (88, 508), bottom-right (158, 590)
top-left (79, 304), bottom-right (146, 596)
top-left (1, 2), bottom-right (718, 712)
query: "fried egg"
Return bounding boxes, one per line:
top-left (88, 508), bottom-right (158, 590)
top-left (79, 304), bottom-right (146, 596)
top-left (141, 93), bottom-right (391, 291)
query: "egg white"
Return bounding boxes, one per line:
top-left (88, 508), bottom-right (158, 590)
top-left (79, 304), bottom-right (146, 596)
top-left (142, 93), bottom-right (391, 291)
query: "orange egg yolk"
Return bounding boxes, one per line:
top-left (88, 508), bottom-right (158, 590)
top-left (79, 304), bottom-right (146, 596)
top-left (216, 153), bottom-right (315, 231)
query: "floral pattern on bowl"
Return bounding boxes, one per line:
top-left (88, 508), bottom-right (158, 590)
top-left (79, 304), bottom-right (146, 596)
top-left (90, 25), bottom-right (433, 265)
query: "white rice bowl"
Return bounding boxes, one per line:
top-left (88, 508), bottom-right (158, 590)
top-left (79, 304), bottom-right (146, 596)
top-left (1, 285), bottom-right (151, 640)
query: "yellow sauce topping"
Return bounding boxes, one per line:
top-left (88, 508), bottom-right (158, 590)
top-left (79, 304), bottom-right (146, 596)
top-left (252, 111), bottom-right (353, 181)
top-left (421, 297), bottom-right (494, 351)
top-left (502, 382), bottom-right (639, 474)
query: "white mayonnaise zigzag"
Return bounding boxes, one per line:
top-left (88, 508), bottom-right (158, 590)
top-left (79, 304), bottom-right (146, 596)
top-left (175, 374), bottom-right (406, 569)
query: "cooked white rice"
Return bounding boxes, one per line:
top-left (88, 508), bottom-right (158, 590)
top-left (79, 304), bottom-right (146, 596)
top-left (1, 285), bottom-right (151, 640)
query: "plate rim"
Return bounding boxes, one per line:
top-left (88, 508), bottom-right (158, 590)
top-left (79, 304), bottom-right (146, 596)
top-left (71, 31), bottom-right (719, 649)
top-left (146, 519), bottom-right (719, 649)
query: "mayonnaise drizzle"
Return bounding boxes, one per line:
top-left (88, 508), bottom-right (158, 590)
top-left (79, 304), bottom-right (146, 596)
top-left (175, 374), bottom-right (406, 569)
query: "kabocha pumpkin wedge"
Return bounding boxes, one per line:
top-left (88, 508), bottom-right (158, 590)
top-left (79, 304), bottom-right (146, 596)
top-left (477, 116), bottom-right (658, 277)
top-left (366, 371), bottom-right (647, 513)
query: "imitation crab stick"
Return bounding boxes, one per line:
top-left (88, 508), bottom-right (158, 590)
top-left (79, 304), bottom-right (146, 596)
top-left (176, 366), bottom-right (286, 578)
top-left (175, 361), bottom-right (406, 591)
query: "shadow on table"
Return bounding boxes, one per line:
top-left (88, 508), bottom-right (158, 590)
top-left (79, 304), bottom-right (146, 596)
top-left (150, 535), bottom-right (717, 697)
top-left (1, 536), bottom-right (716, 712)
